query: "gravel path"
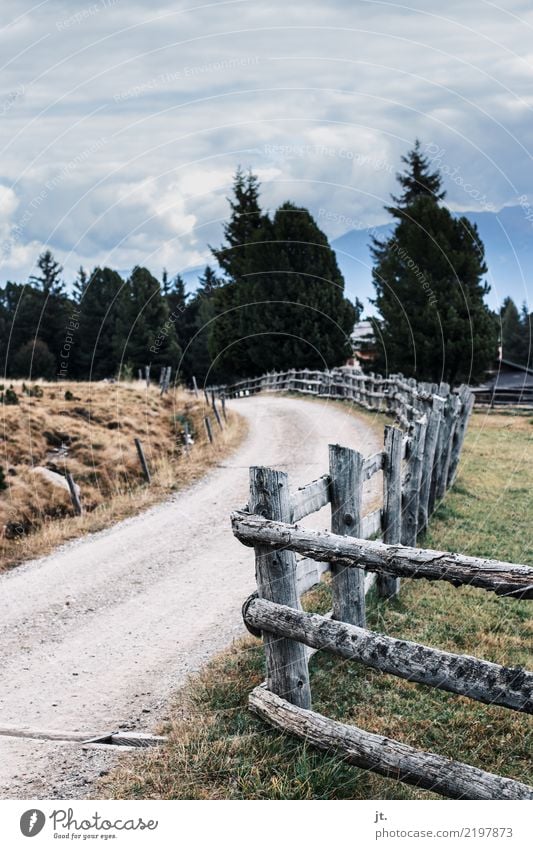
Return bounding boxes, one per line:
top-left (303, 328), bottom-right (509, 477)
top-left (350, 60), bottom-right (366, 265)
top-left (0, 395), bottom-right (382, 799)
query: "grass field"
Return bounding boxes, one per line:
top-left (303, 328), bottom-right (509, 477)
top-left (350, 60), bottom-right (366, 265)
top-left (101, 406), bottom-right (532, 800)
top-left (0, 381), bottom-right (246, 569)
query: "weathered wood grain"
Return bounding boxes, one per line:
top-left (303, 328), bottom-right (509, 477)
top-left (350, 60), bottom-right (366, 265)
top-left (378, 425), bottom-right (403, 599)
top-left (296, 557), bottom-right (329, 595)
top-left (244, 598), bottom-right (533, 713)
top-left (361, 507), bottom-right (382, 540)
top-left (249, 686), bottom-right (533, 799)
top-left (401, 416), bottom-right (427, 546)
top-left (329, 444), bottom-right (366, 626)
top-left (448, 386), bottom-right (475, 486)
top-left (418, 405), bottom-right (442, 532)
top-left (231, 513), bottom-right (533, 598)
top-left (290, 475), bottom-right (331, 521)
top-left (362, 451), bottom-right (384, 479)
top-left (249, 467), bottom-right (311, 708)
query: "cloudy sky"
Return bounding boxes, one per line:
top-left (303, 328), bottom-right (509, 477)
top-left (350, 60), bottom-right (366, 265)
top-left (1, 0), bottom-right (533, 302)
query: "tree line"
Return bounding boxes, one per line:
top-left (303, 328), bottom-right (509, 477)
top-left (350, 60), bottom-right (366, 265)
top-left (0, 168), bottom-right (357, 384)
top-left (0, 146), bottom-right (530, 387)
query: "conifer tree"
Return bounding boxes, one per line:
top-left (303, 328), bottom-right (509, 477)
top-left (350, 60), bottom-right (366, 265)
top-left (113, 266), bottom-right (181, 375)
top-left (76, 267), bottom-right (125, 379)
top-left (371, 143), bottom-right (497, 384)
top-left (209, 171), bottom-right (358, 380)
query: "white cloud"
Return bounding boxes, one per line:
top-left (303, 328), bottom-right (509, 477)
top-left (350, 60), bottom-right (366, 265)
top-left (0, 0), bottom-right (532, 289)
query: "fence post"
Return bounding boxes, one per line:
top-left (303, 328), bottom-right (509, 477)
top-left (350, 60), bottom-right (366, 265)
top-left (401, 416), bottom-right (427, 546)
top-left (249, 467), bottom-right (312, 708)
top-left (427, 395), bottom-right (446, 518)
top-left (144, 365), bottom-right (151, 388)
top-left (192, 375), bottom-right (199, 398)
top-left (418, 405), bottom-right (442, 533)
top-left (204, 416), bottom-right (214, 443)
top-left (221, 394), bottom-right (227, 422)
top-left (212, 398), bottom-right (223, 430)
top-left (447, 386), bottom-right (475, 487)
top-left (377, 426), bottom-right (403, 599)
top-left (436, 394), bottom-right (461, 499)
top-left (134, 437), bottom-right (151, 483)
top-left (329, 444), bottom-right (366, 626)
top-left (65, 472), bottom-right (82, 516)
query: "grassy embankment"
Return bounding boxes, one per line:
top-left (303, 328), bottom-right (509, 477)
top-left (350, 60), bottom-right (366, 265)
top-left (102, 405), bottom-right (532, 800)
top-left (0, 380), bottom-right (246, 569)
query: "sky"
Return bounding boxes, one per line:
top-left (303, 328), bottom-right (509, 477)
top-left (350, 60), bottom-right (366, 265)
top-left (1, 0), bottom-right (533, 306)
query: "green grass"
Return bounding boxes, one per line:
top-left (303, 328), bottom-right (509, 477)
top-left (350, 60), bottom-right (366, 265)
top-left (101, 409), bottom-right (532, 800)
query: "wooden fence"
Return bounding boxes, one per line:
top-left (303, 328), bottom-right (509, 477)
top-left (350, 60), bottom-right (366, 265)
top-left (231, 460), bottom-right (533, 800)
top-left (210, 366), bottom-right (475, 431)
top-left (217, 368), bottom-right (532, 797)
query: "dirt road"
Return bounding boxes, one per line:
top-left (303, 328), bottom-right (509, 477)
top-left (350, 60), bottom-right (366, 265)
top-left (0, 395), bottom-right (382, 799)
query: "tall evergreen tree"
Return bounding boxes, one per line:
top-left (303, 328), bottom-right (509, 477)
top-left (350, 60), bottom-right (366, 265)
top-left (181, 266), bottom-right (221, 382)
top-left (211, 168), bottom-right (265, 279)
top-left (29, 249), bottom-right (64, 296)
top-left (113, 266), bottom-right (181, 374)
top-left (209, 174), bottom-right (357, 380)
top-left (75, 267), bottom-right (125, 379)
top-left (387, 139), bottom-right (445, 214)
top-left (371, 143), bottom-right (497, 384)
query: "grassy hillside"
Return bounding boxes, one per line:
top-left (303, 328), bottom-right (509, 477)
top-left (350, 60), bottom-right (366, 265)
top-left (0, 381), bottom-right (245, 569)
top-left (101, 408), bottom-right (532, 800)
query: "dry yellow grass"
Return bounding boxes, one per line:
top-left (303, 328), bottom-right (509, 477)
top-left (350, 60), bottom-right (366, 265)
top-left (0, 380), bottom-right (246, 569)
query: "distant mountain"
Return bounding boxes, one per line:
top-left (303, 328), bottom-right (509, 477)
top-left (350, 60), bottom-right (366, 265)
top-left (331, 205), bottom-right (533, 314)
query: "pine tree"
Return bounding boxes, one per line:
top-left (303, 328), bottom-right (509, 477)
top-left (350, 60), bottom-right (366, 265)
top-left (75, 267), bottom-right (125, 379)
top-left (211, 167), bottom-right (266, 279)
top-left (29, 250), bottom-right (64, 296)
top-left (181, 266), bottom-right (221, 382)
top-left (209, 180), bottom-right (357, 380)
top-left (113, 266), bottom-right (181, 375)
top-left (371, 143), bottom-right (497, 384)
top-left (387, 139), bottom-right (445, 215)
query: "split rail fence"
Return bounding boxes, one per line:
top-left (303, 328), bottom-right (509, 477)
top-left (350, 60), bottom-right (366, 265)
top-left (222, 369), bottom-right (533, 799)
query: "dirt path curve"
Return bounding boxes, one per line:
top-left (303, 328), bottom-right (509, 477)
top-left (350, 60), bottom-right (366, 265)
top-left (0, 395), bottom-right (382, 799)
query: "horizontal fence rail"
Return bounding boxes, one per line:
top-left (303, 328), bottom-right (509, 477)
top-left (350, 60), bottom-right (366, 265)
top-left (243, 598), bottom-right (533, 713)
top-left (232, 512), bottom-right (533, 599)
top-left (209, 367), bottom-right (475, 431)
top-left (250, 687), bottom-right (533, 800)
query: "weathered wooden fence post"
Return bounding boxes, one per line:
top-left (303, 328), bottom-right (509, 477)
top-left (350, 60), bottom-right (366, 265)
top-left (436, 393), bottom-right (461, 499)
top-left (204, 416), bottom-right (214, 444)
top-left (377, 425), bottom-right (403, 599)
top-left (192, 375), bottom-right (199, 398)
top-left (329, 444), bottom-right (366, 626)
top-left (249, 467), bottom-right (311, 708)
top-left (221, 394), bottom-right (227, 422)
top-left (427, 395), bottom-right (446, 519)
top-left (212, 398), bottom-right (223, 430)
top-left (401, 416), bottom-right (427, 546)
top-left (65, 472), bottom-right (82, 516)
top-left (134, 437), bottom-right (151, 483)
top-left (418, 405), bottom-right (442, 533)
top-left (447, 386), bottom-right (475, 487)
